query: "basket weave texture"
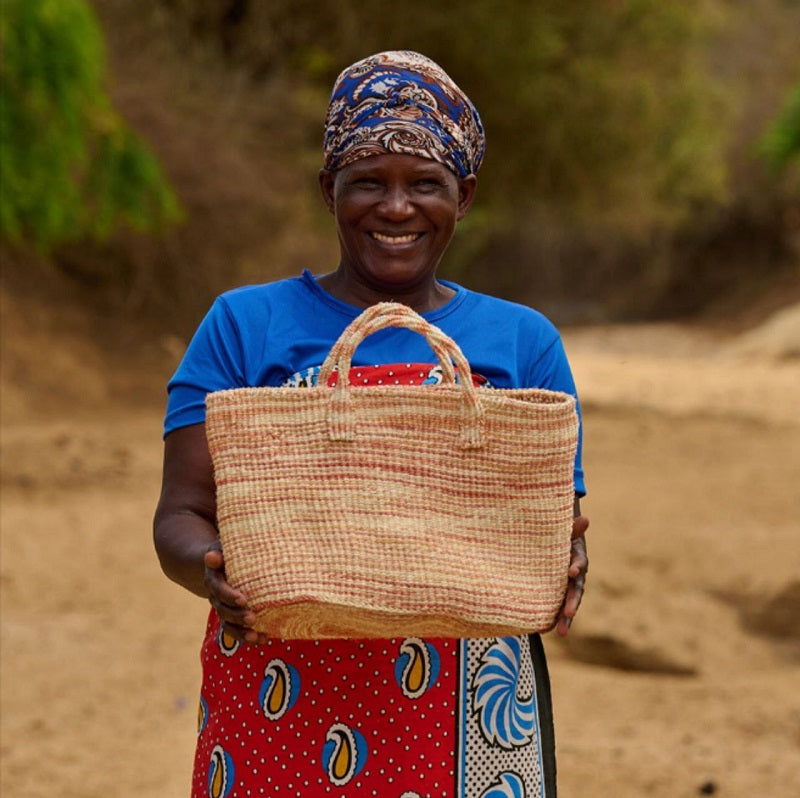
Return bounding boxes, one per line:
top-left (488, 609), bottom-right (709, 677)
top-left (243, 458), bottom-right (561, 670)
top-left (205, 303), bottom-right (579, 639)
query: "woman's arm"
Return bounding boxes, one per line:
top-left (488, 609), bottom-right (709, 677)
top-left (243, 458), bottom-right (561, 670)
top-left (153, 423), bottom-right (265, 644)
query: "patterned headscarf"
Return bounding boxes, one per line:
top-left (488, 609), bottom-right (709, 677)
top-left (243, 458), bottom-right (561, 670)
top-left (323, 51), bottom-right (485, 178)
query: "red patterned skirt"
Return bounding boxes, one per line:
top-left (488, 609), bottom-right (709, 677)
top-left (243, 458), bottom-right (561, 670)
top-left (194, 612), bottom-right (556, 797)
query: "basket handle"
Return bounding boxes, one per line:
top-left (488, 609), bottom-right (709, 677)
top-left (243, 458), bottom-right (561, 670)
top-left (319, 302), bottom-right (460, 384)
top-left (318, 302), bottom-right (484, 448)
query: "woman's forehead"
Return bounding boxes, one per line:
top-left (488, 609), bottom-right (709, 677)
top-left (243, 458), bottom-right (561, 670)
top-left (337, 153), bottom-right (454, 179)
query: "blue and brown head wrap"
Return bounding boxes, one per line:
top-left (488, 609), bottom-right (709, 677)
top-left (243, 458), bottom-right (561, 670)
top-left (323, 51), bottom-right (485, 178)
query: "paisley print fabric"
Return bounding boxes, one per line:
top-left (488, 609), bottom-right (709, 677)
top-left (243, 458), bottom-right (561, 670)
top-left (323, 50), bottom-right (485, 178)
top-left (190, 360), bottom-right (557, 795)
top-left (193, 613), bottom-right (556, 797)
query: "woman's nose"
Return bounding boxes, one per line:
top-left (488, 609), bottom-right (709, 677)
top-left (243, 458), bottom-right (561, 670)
top-left (378, 184), bottom-right (413, 218)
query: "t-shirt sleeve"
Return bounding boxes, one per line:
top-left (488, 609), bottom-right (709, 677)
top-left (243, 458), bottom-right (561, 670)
top-left (529, 329), bottom-right (586, 498)
top-left (163, 297), bottom-right (246, 437)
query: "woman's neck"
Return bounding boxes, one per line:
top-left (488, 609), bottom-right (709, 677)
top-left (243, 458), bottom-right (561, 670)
top-left (315, 270), bottom-right (455, 313)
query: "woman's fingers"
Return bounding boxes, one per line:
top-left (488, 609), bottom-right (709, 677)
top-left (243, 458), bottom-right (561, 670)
top-left (204, 547), bottom-right (248, 607)
top-left (567, 533), bottom-right (589, 579)
top-left (571, 513), bottom-right (589, 540)
top-left (218, 619), bottom-right (266, 645)
top-left (556, 533), bottom-right (588, 636)
top-left (203, 544), bottom-right (263, 643)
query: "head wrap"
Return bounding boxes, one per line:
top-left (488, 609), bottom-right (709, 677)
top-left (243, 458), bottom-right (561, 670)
top-left (323, 50), bottom-right (485, 178)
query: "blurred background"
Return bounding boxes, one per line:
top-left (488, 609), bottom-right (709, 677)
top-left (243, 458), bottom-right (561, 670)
top-left (2, 0), bottom-right (799, 357)
top-left (1, 2), bottom-right (799, 796)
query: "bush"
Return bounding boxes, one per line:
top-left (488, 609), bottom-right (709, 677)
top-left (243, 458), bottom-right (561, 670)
top-left (0, 0), bottom-right (181, 249)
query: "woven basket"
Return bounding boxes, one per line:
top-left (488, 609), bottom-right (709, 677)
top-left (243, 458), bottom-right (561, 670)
top-left (205, 302), bottom-right (579, 639)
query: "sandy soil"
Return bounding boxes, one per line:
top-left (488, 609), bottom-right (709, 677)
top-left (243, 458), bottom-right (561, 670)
top-left (1, 303), bottom-right (799, 797)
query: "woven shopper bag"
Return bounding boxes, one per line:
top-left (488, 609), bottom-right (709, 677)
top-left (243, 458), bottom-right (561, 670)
top-left (205, 302), bottom-right (579, 639)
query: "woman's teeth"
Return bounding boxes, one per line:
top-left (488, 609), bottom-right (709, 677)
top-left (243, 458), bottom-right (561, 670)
top-left (371, 232), bottom-right (419, 244)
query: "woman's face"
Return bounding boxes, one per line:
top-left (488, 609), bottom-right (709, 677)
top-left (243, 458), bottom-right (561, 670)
top-left (319, 154), bottom-right (476, 301)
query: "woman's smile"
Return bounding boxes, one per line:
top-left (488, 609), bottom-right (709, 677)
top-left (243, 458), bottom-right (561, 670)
top-left (370, 231), bottom-right (423, 245)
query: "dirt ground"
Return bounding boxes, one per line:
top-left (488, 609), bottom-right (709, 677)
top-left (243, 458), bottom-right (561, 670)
top-left (1, 300), bottom-right (799, 797)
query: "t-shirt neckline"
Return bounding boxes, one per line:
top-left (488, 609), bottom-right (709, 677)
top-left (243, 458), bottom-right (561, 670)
top-left (300, 269), bottom-right (467, 321)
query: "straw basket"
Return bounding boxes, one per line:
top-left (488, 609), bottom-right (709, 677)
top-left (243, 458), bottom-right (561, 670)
top-left (205, 302), bottom-right (579, 639)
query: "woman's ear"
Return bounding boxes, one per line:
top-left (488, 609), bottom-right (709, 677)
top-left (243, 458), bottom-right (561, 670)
top-left (318, 169), bottom-right (336, 215)
top-left (456, 174), bottom-right (478, 221)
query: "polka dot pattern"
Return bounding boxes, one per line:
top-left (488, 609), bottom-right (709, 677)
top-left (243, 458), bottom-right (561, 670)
top-left (191, 614), bottom-right (553, 796)
top-left (460, 638), bottom-right (544, 797)
top-left (280, 362), bottom-right (492, 389)
top-left (192, 613), bottom-right (459, 796)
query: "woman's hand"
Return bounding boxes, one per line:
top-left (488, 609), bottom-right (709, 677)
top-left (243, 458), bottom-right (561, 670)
top-left (204, 542), bottom-right (266, 645)
top-left (555, 514), bottom-right (589, 636)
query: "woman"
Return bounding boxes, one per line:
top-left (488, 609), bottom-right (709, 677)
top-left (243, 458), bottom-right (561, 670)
top-left (154, 50), bottom-right (588, 797)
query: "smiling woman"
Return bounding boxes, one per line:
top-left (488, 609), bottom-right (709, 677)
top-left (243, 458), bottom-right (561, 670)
top-left (154, 50), bottom-right (588, 797)
top-left (318, 154), bottom-right (477, 310)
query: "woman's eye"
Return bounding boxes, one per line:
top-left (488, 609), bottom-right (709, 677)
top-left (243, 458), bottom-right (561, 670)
top-left (414, 179), bottom-right (443, 192)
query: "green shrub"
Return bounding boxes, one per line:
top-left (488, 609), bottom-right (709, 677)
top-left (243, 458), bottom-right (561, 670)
top-left (0, 0), bottom-right (182, 249)
top-left (759, 83), bottom-right (800, 177)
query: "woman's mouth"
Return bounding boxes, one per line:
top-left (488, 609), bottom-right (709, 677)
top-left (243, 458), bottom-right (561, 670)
top-left (370, 232), bottom-right (422, 245)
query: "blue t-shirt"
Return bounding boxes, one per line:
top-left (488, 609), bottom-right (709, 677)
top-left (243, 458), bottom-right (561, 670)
top-left (165, 269), bottom-right (585, 495)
